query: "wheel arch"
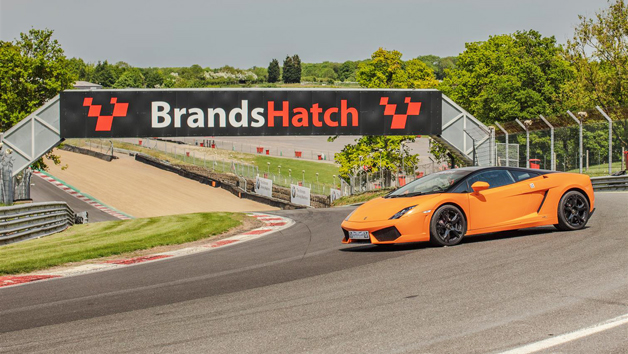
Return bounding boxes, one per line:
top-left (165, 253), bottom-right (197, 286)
top-left (433, 202), bottom-right (468, 224)
top-left (562, 187), bottom-right (591, 208)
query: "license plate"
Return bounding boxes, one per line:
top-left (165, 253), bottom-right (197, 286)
top-left (349, 231), bottom-right (370, 240)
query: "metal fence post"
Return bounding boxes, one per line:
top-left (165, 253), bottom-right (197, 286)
top-left (515, 119), bottom-right (529, 168)
top-left (539, 115), bottom-right (555, 170)
top-left (567, 111), bottom-right (583, 174)
top-left (596, 106), bottom-right (613, 175)
top-left (495, 122), bottom-right (508, 167)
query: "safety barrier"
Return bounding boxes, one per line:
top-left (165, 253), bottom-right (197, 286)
top-left (0, 202), bottom-right (75, 245)
top-left (591, 175), bottom-right (628, 191)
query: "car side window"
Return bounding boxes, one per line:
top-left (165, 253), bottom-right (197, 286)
top-left (466, 170), bottom-right (515, 189)
top-left (510, 170), bottom-right (540, 182)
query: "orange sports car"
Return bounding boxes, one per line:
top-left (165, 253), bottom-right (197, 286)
top-left (341, 167), bottom-right (595, 246)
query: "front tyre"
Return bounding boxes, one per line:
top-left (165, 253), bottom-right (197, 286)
top-left (555, 191), bottom-right (590, 231)
top-left (430, 205), bottom-right (467, 246)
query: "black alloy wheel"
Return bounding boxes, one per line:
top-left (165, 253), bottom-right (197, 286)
top-left (430, 205), bottom-right (467, 246)
top-left (555, 191), bottom-right (590, 231)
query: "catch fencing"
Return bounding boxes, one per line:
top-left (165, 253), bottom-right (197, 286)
top-left (0, 202), bottom-right (75, 245)
top-left (494, 107), bottom-right (628, 176)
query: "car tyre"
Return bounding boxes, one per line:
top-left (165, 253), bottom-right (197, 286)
top-left (555, 190), bottom-right (590, 231)
top-left (430, 205), bottom-right (467, 247)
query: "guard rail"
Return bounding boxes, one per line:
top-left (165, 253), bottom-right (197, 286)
top-left (591, 175), bottom-right (628, 191)
top-left (0, 202), bottom-right (75, 245)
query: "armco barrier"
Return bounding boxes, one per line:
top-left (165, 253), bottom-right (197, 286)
top-left (59, 144), bottom-right (117, 162)
top-left (591, 175), bottom-right (628, 191)
top-left (0, 202), bottom-right (75, 245)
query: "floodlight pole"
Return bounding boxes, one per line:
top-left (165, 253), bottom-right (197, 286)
top-left (539, 115), bottom-right (554, 170)
top-left (494, 122), bottom-right (508, 167)
top-left (596, 106), bottom-right (613, 175)
top-left (567, 111), bottom-right (583, 174)
top-left (515, 119), bottom-right (529, 168)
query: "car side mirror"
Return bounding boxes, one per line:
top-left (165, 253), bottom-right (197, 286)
top-left (471, 181), bottom-right (490, 193)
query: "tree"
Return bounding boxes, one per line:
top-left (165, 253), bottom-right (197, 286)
top-left (113, 68), bottom-right (145, 88)
top-left (282, 54), bottom-right (302, 84)
top-left (0, 28), bottom-right (75, 170)
top-left (0, 29), bottom-right (76, 131)
top-left (267, 59), bottom-right (280, 83)
top-left (291, 54), bottom-right (302, 83)
top-left (333, 48), bottom-right (439, 179)
top-left (565, 0), bottom-right (628, 148)
top-left (338, 60), bottom-right (357, 82)
top-left (440, 30), bottom-right (574, 124)
top-left (356, 48), bottom-right (439, 89)
top-left (92, 60), bottom-right (117, 88)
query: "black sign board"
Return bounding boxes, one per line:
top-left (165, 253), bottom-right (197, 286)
top-left (60, 89), bottom-right (442, 138)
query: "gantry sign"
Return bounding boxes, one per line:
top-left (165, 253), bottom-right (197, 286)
top-left (60, 89), bottom-right (443, 138)
top-left (3, 88), bottom-right (492, 177)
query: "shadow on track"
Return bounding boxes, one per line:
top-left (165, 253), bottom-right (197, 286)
top-left (340, 225), bottom-right (581, 253)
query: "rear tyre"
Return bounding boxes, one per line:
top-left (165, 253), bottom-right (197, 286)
top-left (430, 205), bottom-right (466, 247)
top-left (555, 190), bottom-right (590, 231)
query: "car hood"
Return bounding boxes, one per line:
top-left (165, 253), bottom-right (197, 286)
top-left (348, 194), bottom-right (440, 222)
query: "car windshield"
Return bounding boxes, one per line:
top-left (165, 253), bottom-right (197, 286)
top-left (386, 169), bottom-right (473, 197)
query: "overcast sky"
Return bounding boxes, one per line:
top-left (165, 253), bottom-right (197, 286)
top-left (0, 0), bottom-right (609, 68)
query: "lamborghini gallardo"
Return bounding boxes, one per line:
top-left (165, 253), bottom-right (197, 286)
top-left (341, 167), bottom-right (595, 246)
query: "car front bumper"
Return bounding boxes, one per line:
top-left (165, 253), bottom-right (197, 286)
top-left (341, 214), bottom-right (431, 244)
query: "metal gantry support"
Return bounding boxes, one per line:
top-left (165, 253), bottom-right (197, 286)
top-left (539, 115), bottom-right (555, 170)
top-left (515, 119), bottom-right (529, 168)
top-left (494, 122), bottom-right (509, 167)
top-left (596, 106), bottom-right (613, 176)
top-left (567, 111), bottom-right (583, 174)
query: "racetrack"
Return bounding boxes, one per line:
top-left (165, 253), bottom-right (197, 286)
top-left (0, 193), bottom-right (627, 353)
top-left (31, 174), bottom-right (120, 223)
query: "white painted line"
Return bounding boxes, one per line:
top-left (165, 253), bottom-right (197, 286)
top-left (500, 313), bottom-right (628, 354)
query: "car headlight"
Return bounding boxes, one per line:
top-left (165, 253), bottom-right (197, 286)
top-left (344, 209), bottom-right (357, 221)
top-left (389, 205), bottom-right (417, 220)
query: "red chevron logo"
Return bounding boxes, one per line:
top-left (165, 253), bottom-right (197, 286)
top-left (83, 97), bottom-right (129, 132)
top-left (379, 97), bottom-right (422, 129)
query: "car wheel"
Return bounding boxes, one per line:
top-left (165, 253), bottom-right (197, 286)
top-left (555, 190), bottom-right (590, 231)
top-left (430, 205), bottom-right (466, 246)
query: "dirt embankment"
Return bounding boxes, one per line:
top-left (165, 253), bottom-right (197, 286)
top-left (46, 150), bottom-right (278, 218)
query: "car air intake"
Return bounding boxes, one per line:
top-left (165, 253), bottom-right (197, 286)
top-left (373, 227), bottom-right (401, 242)
top-left (342, 229), bottom-right (349, 242)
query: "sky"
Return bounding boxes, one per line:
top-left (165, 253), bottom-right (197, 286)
top-left (0, 0), bottom-right (610, 69)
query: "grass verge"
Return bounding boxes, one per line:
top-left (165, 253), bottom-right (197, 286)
top-left (567, 161), bottom-right (625, 177)
top-left (0, 212), bottom-right (245, 275)
top-left (332, 189), bottom-right (393, 207)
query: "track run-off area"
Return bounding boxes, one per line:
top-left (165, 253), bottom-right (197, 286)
top-left (0, 192), bottom-right (627, 353)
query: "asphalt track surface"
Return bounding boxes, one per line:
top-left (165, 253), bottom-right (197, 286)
top-left (30, 174), bottom-right (119, 223)
top-left (1, 192), bottom-right (627, 353)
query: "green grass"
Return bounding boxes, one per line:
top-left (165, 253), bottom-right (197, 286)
top-left (332, 189), bottom-right (393, 207)
top-left (567, 161), bottom-right (625, 177)
top-left (253, 155), bottom-right (339, 186)
top-left (0, 212), bottom-right (245, 275)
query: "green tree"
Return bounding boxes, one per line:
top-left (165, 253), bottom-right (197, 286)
top-left (0, 29), bottom-right (76, 131)
top-left (357, 48), bottom-right (439, 88)
top-left (334, 48), bottom-right (439, 179)
top-left (113, 68), bottom-right (145, 88)
top-left (282, 55), bottom-right (293, 83)
top-left (440, 30), bottom-right (574, 124)
top-left (92, 60), bottom-right (117, 87)
top-left (291, 54), bottom-right (302, 83)
top-left (267, 59), bottom-right (280, 83)
top-left (565, 0), bottom-right (628, 148)
top-left (338, 60), bottom-right (357, 82)
top-left (0, 28), bottom-right (75, 170)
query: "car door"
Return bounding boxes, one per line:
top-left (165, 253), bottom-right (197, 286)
top-left (466, 169), bottom-right (522, 231)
